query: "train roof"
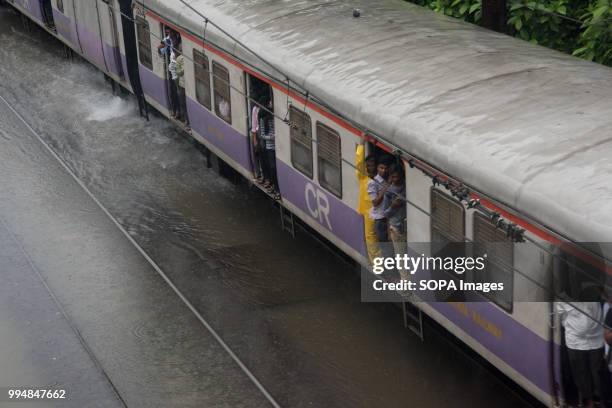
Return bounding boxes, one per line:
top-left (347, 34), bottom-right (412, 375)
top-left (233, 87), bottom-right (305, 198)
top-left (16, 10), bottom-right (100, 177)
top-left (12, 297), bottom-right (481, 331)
top-left (145, 0), bottom-right (612, 243)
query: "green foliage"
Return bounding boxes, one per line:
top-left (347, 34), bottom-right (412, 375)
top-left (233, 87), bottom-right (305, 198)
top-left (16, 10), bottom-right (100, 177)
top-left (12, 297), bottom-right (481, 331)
top-left (572, 0), bottom-right (612, 65)
top-left (431, 0), bottom-right (482, 23)
top-left (405, 0), bottom-right (612, 66)
top-left (506, 0), bottom-right (582, 53)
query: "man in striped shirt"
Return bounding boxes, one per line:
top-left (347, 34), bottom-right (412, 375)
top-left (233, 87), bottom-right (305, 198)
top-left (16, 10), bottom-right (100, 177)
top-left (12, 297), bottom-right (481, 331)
top-left (250, 103), bottom-right (263, 182)
top-left (259, 105), bottom-right (278, 194)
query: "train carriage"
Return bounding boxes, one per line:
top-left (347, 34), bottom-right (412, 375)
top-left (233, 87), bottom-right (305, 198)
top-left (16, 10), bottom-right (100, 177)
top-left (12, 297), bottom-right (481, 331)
top-left (7, 0), bottom-right (612, 406)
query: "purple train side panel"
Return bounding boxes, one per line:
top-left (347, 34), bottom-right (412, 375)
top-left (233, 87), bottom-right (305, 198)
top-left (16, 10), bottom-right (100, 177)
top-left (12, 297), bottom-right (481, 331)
top-left (52, 9), bottom-right (123, 79)
top-left (53, 8), bottom-right (73, 44)
top-left (138, 63), bottom-right (168, 110)
top-left (431, 302), bottom-right (553, 396)
top-left (276, 160), bottom-right (366, 256)
top-left (187, 97), bottom-right (252, 170)
top-left (23, 0), bottom-right (44, 22)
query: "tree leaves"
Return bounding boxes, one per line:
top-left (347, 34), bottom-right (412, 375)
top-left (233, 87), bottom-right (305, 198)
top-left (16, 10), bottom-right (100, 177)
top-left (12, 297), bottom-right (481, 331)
top-left (405, 0), bottom-right (612, 66)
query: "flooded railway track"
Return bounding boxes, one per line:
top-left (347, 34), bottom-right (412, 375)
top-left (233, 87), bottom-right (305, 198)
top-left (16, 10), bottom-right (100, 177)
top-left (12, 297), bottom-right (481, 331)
top-left (0, 92), bottom-right (281, 407)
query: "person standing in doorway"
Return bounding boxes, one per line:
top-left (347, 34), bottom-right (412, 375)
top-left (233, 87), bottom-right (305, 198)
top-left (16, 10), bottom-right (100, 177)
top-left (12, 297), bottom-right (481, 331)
top-left (259, 102), bottom-right (278, 198)
top-left (158, 28), bottom-right (173, 58)
top-left (358, 153), bottom-right (382, 263)
top-left (367, 157), bottom-right (390, 244)
top-left (250, 96), bottom-right (263, 183)
top-left (175, 45), bottom-right (189, 129)
top-left (168, 49), bottom-right (179, 118)
top-left (557, 300), bottom-right (605, 408)
top-left (383, 164), bottom-right (407, 280)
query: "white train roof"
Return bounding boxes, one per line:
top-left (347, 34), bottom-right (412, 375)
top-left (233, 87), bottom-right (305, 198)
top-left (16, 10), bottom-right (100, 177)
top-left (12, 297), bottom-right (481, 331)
top-left (145, 0), bottom-right (612, 243)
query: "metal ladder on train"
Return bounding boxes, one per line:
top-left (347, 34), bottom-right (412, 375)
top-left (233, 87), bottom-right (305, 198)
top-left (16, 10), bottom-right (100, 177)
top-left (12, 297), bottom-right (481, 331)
top-left (279, 204), bottom-right (295, 238)
top-left (402, 299), bottom-right (424, 341)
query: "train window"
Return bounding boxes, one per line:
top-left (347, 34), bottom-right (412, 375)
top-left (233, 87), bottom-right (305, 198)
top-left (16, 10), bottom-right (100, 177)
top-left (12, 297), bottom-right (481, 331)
top-left (135, 17), bottom-right (152, 70)
top-left (193, 50), bottom-right (211, 110)
top-left (431, 189), bottom-right (464, 244)
top-left (430, 189), bottom-right (465, 301)
top-left (212, 62), bottom-right (231, 124)
top-left (56, 0), bottom-right (64, 13)
top-left (316, 122), bottom-right (342, 198)
top-left (473, 213), bottom-right (514, 312)
top-left (289, 107), bottom-right (313, 178)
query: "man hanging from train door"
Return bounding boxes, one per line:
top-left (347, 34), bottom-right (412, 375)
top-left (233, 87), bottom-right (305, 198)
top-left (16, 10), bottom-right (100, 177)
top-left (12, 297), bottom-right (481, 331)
top-left (175, 44), bottom-right (190, 130)
top-left (157, 27), bottom-right (173, 58)
top-left (168, 47), bottom-right (179, 119)
top-left (383, 163), bottom-right (408, 280)
top-left (556, 300), bottom-right (604, 408)
top-left (356, 144), bottom-right (381, 262)
top-left (259, 99), bottom-right (279, 199)
top-left (368, 156), bottom-right (391, 242)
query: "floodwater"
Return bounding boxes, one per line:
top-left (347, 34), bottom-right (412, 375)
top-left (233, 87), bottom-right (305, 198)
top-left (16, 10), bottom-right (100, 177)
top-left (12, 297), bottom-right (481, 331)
top-left (0, 5), bottom-right (536, 408)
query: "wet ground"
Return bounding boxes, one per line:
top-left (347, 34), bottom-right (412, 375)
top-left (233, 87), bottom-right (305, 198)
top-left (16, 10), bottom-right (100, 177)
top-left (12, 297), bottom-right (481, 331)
top-left (0, 5), bottom-right (536, 408)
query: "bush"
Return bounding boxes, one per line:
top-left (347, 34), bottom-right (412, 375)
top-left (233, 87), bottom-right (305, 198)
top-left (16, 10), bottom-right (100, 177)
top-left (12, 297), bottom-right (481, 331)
top-left (406, 0), bottom-right (612, 66)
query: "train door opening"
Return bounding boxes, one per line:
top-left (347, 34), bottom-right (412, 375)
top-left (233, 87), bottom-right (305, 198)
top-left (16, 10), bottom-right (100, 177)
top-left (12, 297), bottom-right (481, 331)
top-left (365, 142), bottom-right (408, 269)
top-left (554, 244), bottom-right (607, 407)
top-left (366, 142), bottom-right (422, 335)
top-left (119, 0), bottom-right (147, 118)
top-left (247, 74), bottom-right (278, 196)
top-left (159, 24), bottom-right (181, 118)
top-left (40, 0), bottom-right (56, 31)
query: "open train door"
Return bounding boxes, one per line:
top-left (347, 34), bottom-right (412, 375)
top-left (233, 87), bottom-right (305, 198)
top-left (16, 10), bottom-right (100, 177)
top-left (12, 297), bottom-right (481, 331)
top-left (245, 73), bottom-right (274, 183)
top-left (551, 244), bottom-right (578, 407)
top-left (158, 24), bottom-right (181, 114)
top-left (118, 0), bottom-right (147, 117)
top-left (40, 0), bottom-right (55, 30)
top-left (552, 243), bottom-right (608, 407)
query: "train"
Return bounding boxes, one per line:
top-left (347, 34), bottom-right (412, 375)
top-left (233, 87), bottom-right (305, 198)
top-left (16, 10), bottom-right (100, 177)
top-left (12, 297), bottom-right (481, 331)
top-left (6, 0), bottom-right (612, 406)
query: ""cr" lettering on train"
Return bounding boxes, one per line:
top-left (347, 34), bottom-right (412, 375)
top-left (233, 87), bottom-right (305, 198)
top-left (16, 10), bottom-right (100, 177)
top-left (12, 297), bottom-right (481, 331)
top-left (305, 182), bottom-right (332, 231)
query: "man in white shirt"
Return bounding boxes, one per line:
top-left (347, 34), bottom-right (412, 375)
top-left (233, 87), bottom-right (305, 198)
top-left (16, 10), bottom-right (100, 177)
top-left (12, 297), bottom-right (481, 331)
top-left (557, 301), bottom-right (605, 408)
top-left (168, 50), bottom-right (179, 118)
top-left (367, 159), bottom-right (390, 243)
